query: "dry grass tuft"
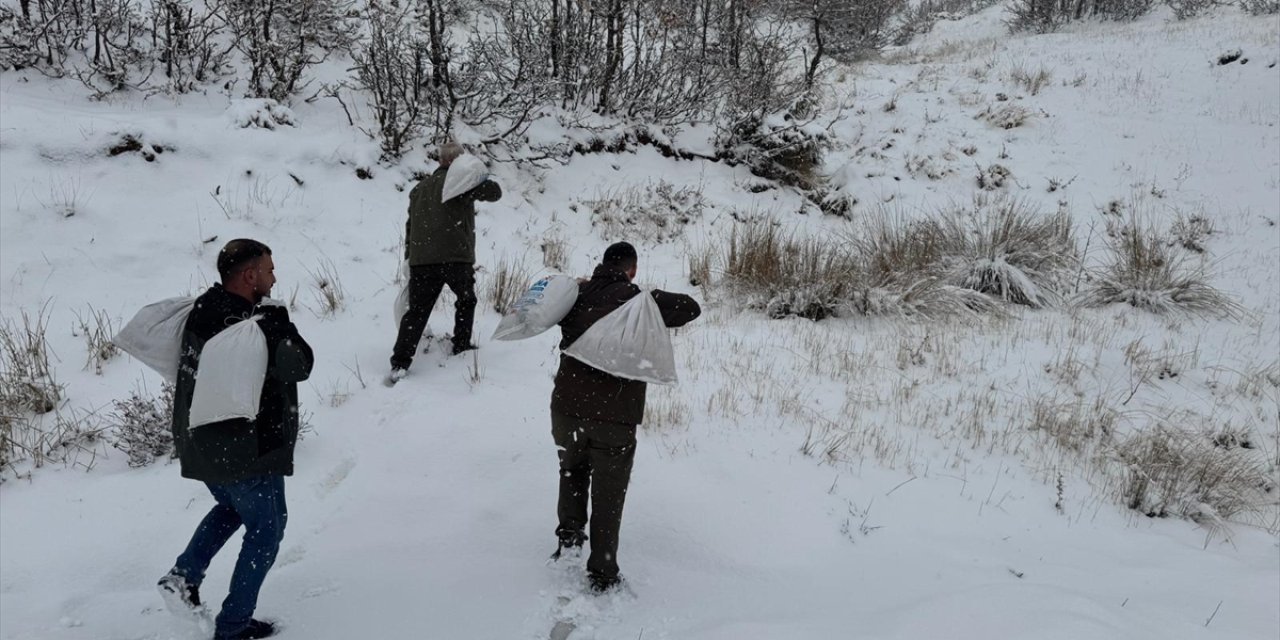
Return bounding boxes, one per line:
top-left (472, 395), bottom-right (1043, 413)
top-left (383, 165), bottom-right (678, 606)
top-left (941, 196), bottom-right (1077, 308)
top-left (1077, 217), bottom-right (1240, 317)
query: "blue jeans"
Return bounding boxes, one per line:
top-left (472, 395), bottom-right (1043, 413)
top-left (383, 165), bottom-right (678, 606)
top-left (172, 475), bottom-right (287, 638)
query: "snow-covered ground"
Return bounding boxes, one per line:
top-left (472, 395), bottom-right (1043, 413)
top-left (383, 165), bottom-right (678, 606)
top-left (2, 6), bottom-right (1278, 640)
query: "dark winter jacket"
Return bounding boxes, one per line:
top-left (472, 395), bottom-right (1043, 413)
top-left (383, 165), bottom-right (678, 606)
top-left (405, 166), bottom-right (502, 266)
top-left (551, 264), bottom-right (701, 425)
top-left (172, 284), bottom-right (314, 484)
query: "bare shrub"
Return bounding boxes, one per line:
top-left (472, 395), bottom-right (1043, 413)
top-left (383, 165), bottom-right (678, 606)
top-left (541, 234), bottom-right (569, 271)
top-left (1240, 0), bottom-right (1279, 13)
top-left (718, 114), bottom-right (827, 192)
top-left (584, 181), bottom-right (705, 244)
top-left (148, 0), bottom-right (235, 94)
top-left (306, 258), bottom-right (346, 317)
top-left (688, 245), bottom-right (714, 288)
top-left (222, 0), bottom-right (357, 102)
top-left (976, 104), bottom-right (1032, 129)
top-left (1009, 62), bottom-right (1053, 96)
top-left (0, 308), bottom-right (63, 417)
top-left (1006, 0), bottom-right (1154, 33)
top-left (1169, 212), bottom-right (1213, 253)
top-left (1116, 422), bottom-right (1273, 521)
top-left (1077, 218), bottom-right (1240, 317)
top-left (349, 2), bottom-right (431, 160)
top-left (941, 197), bottom-right (1078, 308)
top-left (72, 306), bottom-right (119, 374)
top-left (1029, 396), bottom-right (1116, 453)
top-left (723, 223), bottom-right (859, 320)
top-left (1167, 0), bottom-right (1218, 18)
top-left (487, 257), bottom-right (530, 315)
top-left (110, 383), bottom-right (174, 467)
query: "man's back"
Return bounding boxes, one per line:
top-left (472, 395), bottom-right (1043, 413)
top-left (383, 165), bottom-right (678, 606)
top-left (406, 167), bottom-right (502, 266)
top-left (552, 263), bottom-right (700, 425)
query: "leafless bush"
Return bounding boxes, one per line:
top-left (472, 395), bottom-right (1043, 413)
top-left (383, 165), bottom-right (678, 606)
top-left (1167, 0), bottom-right (1219, 18)
top-left (148, 0), bottom-right (234, 94)
top-left (0, 308), bottom-right (63, 417)
top-left (976, 104), bottom-right (1032, 129)
top-left (541, 234), bottom-right (569, 271)
top-left (1029, 396), bottom-right (1116, 453)
top-left (1115, 422), bottom-right (1273, 521)
top-left (688, 245), bottom-right (714, 288)
top-left (222, 0), bottom-right (357, 102)
top-left (72, 0), bottom-right (156, 99)
top-left (109, 383), bottom-right (175, 468)
top-left (72, 306), bottom-right (119, 374)
top-left (3, 407), bottom-right (109, 473)
top-left (1239, 0), bottom-right (1279, 13)
top-left (306, 258), bottom-right (346, 317)
top-left (349, 2), bottom-right (432, 160)
top-left (940, 197), bottom-right (1078, 307)
top-left (718, 113), bottom-right (828, 192)
top-left (1006, 0), bottom-right (1154, 32)
top-left (1169, 212), bottom-right (1214, 253)
top-left (1077, 218), bottom-right (1240, 317)
top-left (584, 181), bottom-right (705, 244)
top-left (1009, 63), bottom-right (1053, 96)
top-left (893, 0), bottom-right (999, 46)
top-left (723, 223), bottom-right (859, 321)
top-left (487, 257), bottom-right (530, 315)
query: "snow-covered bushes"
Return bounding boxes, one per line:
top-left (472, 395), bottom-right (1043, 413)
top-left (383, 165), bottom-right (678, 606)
top-left (1115, 422), bottom-right (1274, 521)
top-left (223, 0), bottom-right (357, 102)
top-left (0, 309), bottom-right (63, 417)
top-left (583, 181), bottom-right (706, 244)
top-left (718, 114), bottom-right (828, 193)
top-left (940, 197), bottom-right (1077, 308)
top-left (1077, 218), bottom-right (1239, 317)
top-left (723, 224), bottom-right (859, 321)
top-left (110, 384), bottom-right (175, 468)
top-left (73, 306), bottom-right (119, 375)
top-left (1006, 0), bottom-right (1155, 33)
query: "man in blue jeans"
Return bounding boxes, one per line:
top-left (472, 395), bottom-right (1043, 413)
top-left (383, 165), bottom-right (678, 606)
top-left (157, 239), bottom-right (313, 640)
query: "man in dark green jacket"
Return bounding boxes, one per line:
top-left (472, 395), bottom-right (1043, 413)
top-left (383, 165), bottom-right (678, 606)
top-left (158, 239), bottom-right (313, 640)
top-left (550, 242), bottom-right (701, 593)
top-left (389, 142), bottom-right (502, 382)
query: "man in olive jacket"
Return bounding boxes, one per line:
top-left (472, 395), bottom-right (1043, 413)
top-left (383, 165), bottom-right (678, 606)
top-left (389, 142), bottom-right (502, 381)
top-left (550, 242), bottom-right (701, 593)
top-left (158, 239), bottom-right (313, 640)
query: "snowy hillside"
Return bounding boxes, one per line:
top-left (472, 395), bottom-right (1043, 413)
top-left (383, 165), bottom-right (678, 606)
top-left (1, 5), bottom-right (1278, 640)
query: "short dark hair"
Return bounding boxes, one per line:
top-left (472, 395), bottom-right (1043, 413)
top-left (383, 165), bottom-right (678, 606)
top-left (602, 242), bottom-right (637, 270)
top-left (217, 239), bottom-right (272, 282)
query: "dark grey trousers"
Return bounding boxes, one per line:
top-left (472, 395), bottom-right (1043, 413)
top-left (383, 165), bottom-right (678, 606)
top-left (551, 410), bottom-right (637, 579)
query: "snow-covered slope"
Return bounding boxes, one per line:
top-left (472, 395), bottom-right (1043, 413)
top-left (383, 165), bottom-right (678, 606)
top-left (1, 6), bottom-right (1277, 640)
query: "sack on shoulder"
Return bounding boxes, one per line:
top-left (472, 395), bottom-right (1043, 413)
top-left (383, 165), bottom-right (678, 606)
top-left (562, 290), bottom-right (677, 385)
top-left (492, 275), bottom-right (578, 341)
top-left (189, 316), bottom-right (269, 429)
top-left (441, 154), bottom-right (488, 203)
top-left (114, 296), bottom-right (196, 382)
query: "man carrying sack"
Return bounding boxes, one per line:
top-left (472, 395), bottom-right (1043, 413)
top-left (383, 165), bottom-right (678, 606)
top-left (549, 241), bottom-right (701, 593)
top-left (156, 239), bottom-right (314, 640)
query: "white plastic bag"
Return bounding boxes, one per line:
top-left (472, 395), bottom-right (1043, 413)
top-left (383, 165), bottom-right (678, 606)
top-left (114, 296), bottom-right (196, 382)
top-left (492, 275), bottom-right (579, 341)
top-left (563, 290), bottom-right (677, 385)
top-left (188, 316), bottom-right (269, 428)
top-left (393, 261), bottom-right (411, 329)
top-left (441, 154), bottom-right (488, 203)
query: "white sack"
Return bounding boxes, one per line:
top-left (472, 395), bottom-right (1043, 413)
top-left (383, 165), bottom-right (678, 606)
top-left (563, 290), bottom-right (677, 385)
top-left (188, 316), bottom-right (269, 428)
top-left (492, 275), bottom-right (579, 341)
top-left (441, 154), bottom-right (488, 203)
top-left (113, 296), bottom-right (196, 382)
top-left (393, 261), bottom-right (411, 329)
